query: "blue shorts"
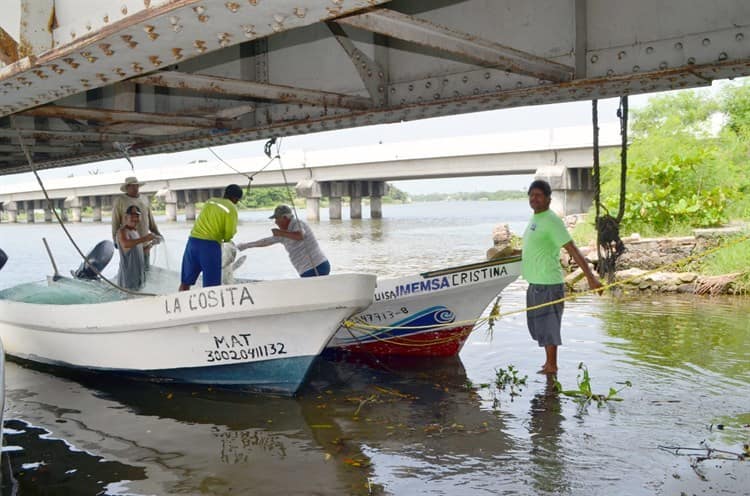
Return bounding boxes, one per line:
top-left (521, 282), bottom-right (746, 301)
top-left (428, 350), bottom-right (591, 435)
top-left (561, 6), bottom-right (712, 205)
top-left (181, 237), bottom-right (222, 287)
top-left (300, 260), bottom-right (331, 278)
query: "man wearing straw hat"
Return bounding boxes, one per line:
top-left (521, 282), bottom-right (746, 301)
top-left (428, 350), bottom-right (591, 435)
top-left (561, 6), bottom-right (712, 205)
top-left (112, 176), bottom-right (162, 268)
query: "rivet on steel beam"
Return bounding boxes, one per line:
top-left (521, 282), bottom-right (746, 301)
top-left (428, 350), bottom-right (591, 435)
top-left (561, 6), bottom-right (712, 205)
top-left (702, 38), bottom-right (711, 46)
top-left (516, 81), bottom-right (523, 88)
top-left (294, 7), bottom-right (307, 18)
top-left (114, 67), bottom-right (126, 76)
top-left (80, 79), bottom-right (90, 87)
top-left (453, 90), bottom-right (460, 97)
top-left (272, 23), bottom-right (283, 32)
top-left (122, 35), bottom-right (138, 48)
top-left (194, 6), bottom-right (206, 15)
top-left (485, 72), bottom-right (491, 79)
top-left (81, 52), bottom-right (97, 63)
top-left (103, 15), bottom-right (109, 23)
top-left (226, 2), bottom-right (241, 12)
top-left (198, 14), bottom-right (210, 23)
top-left (170, 16), bottom-right (180, 24)
top-left (645, 46), bottom-right (653, 54)
top-left (63, 58), bottom-right (80, 69)
top-left (687, 57), bottom-right (696, 65)
top-left (32, 70), bottom-right (48, 79)
top-left (659, 61), bottom-right (668, 70)
top-left (495, 84), bottom-right (502, 90)
top-left (590, 54), bottom-right (598, 63)
top-left (194, 40), bottom-right (208, 53)
top-left (86, 23), bottom-right (92, 31)
top-left (242, 24), bottom-right (256, 37)
top-left (132, 63), bottom-right (144, 73)
top-left (50, 64), bottom-right (64, 74)
top-left (632, 65), bottom-right (640, 72)
top-left (617, 51), bottom-right (626, 59)
top-left (273, 14), bottom-right (286, 23)
top-left (326, 7), bottom-right (342, 16)
top-left (172, 48), bottom-right (184, 60)
top-left (97, 73), bottom-right (109, 82)
top-left (173, 24), bottom-right (183, 33)
top-left (149, 55), bottom-right (162, 66)
top-left (718, 52), bottom-right (728, 61)
top-left (248, 0), bottom-right (259, 5)
top-left (425, 81), bottom-right (431, 88)
top-left (606, 69), bottom-right (614, 76)
top-left (674, 42), bottom-right (683, 50)
top-left (433, 93), bottom-right (440, 100)
top-left (218, 33), bottom-right (232, 47)
top-left (70, 31), bottom-right (76, 39)
top-left (736, 33), bottom-right (744, 42)
top-left (408, 84), bottom-right (413, 91)
top-left (99, 44), bottom-right (114, 56)
top-left (462, 76), bottom-right (469, 83)
top-left (121, 5), bottom-right (128, 15)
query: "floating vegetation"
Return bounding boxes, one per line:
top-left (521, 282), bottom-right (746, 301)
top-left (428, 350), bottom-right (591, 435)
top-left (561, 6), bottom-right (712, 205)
top-left (481, 364), bottom-right (528, 408)
top-left (554, 362), bottom-right (631, 408)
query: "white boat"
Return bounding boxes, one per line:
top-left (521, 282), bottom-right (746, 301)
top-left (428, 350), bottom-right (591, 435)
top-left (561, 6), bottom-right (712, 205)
top-left (326, 255), bottom-right (521, 357)
top-left (0, 273), bottom-right (376, 395)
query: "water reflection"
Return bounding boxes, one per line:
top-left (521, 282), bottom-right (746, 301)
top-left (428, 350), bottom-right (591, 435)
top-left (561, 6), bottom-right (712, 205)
top-left (601, 294), bottom-right (750, 382)
top-left (3, 355), bottom-right (518, 495)
top-left (527, 375), bottom-right (567, 495)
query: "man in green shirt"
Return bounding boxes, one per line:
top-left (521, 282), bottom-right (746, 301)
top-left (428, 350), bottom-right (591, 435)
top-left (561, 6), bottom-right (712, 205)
top-left (179, 184), bottom-right (243, 291)
top-left (521, 179), bottom-right (602, 374)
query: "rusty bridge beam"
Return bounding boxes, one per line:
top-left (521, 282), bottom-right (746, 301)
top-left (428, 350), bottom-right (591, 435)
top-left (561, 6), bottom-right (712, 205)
top-left (19, 104), bottom-right (237, 129)
top-left (131, 71), bottom-right (374, 110)
top-left (337, 8), bottom-right (574, 82)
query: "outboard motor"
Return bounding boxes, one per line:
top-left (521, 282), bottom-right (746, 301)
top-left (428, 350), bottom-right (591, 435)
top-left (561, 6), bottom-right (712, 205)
top-left (74, 240), bottom-right (114, 280)
top-left (0, 248), bottom-right (7, 271)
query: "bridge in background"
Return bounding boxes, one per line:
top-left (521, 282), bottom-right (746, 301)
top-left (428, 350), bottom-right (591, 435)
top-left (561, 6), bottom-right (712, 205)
top-left (0, 124), bottom-right (620, 221)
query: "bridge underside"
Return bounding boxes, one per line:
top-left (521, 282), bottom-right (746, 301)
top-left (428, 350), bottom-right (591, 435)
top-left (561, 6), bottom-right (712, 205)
top-left (0, 0), bottom-right (748, 175)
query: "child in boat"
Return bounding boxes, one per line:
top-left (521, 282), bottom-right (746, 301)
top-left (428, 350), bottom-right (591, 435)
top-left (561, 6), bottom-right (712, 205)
top-left (117, 205), bottom-right (158, 291)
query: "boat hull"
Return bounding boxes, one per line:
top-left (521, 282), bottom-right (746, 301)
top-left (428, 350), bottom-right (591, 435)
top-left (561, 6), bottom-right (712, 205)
top-left (0, 274), bottom-right (376, 395)
top-left (326, 257), bottom-right (521, 357)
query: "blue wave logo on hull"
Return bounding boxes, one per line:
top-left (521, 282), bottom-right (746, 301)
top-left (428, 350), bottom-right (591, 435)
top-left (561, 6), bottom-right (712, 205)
top-left (344, 306), bottom-right (456, 344)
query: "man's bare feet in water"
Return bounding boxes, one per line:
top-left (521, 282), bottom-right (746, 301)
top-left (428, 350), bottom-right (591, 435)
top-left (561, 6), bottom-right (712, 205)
top-left (537, 365), bottom-right (558, 374)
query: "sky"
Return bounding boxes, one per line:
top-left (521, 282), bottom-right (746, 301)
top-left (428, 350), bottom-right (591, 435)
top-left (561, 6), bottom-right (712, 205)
top-left (3, 84), bottom-right (730, 194)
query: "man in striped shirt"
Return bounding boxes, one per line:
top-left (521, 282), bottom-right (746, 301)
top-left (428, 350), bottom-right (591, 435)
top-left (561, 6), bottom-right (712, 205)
top-left (238, 204), bottom-right (330, 277)
top-left (179, 184), bottom-right (243, 291)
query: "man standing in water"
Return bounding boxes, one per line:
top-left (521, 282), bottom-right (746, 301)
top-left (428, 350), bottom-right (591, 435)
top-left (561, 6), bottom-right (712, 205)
top-left (522, 179), bottom-right (602, 374)
top-left (179, 184), bottom-right (243, 290)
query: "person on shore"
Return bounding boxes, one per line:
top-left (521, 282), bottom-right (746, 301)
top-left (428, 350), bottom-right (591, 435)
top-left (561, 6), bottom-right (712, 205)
top-left (116, 205), bottom-right (157, 291)
top-left (111, 176), bottom-right (161, 268)
top-left (179, 184), bottom-right (243, 291)
top-left (522, 179), bottom-right (602, 375)
top-left (238, 204), bottom-right (330, 277)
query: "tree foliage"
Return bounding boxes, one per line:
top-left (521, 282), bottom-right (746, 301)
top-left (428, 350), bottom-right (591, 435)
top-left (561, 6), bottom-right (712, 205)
top-left (599, 84), bottom-right (750, 235)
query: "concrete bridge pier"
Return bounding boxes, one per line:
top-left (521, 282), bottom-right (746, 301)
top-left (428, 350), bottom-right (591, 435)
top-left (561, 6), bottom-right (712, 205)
top-left (90, 196), bottom-right (102, 222)
top-left (370, 181), bottom-right (385, 219)
top-left (350, 181), bottom-right (366, 219)
top-left (65, 196), bottom-right (83, 222)
top-left (6, 202), bottom-right (17, 223)
top-left (44, 203), bottom-right (53, 222)
top-left (295, 180), bottom-right (322, 221)
top-left (161, 190), bottom-right (178, 221)
top-left (184, 190), bottom-right (197, 221)
top-left (328, 181), bottom-right (347, 220)
top-left (534, 166), bottom-right (595, 217)
top-left (25, 200), bottom-right (36, 223)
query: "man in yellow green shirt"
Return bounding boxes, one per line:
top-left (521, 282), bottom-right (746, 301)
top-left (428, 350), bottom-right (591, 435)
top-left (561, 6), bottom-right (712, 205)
top-left (179, 184), bottom-right (243, 291)
top-left (521, 179), bottom-right (602, 374)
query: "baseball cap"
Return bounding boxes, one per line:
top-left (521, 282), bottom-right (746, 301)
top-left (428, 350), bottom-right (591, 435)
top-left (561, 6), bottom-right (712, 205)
top-left (126, 205), bottom-right (142, 215)
top-left (269, 205), bottom-right (292, 219)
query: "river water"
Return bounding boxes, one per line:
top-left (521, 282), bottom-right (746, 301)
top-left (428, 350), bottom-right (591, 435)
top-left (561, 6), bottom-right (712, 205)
top-left (0, 200), bottom-right (748, 495)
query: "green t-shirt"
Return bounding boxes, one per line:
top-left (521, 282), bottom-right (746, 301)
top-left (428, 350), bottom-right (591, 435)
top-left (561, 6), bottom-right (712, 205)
top-left (190, 198), bottom-right (238, 243)
top-left (521, 209), bottom-right (572, 284)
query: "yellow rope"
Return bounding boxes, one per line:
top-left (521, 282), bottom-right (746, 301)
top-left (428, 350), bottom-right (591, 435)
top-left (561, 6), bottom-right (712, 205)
top-left (340, 232), bottom-right (750, 348)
